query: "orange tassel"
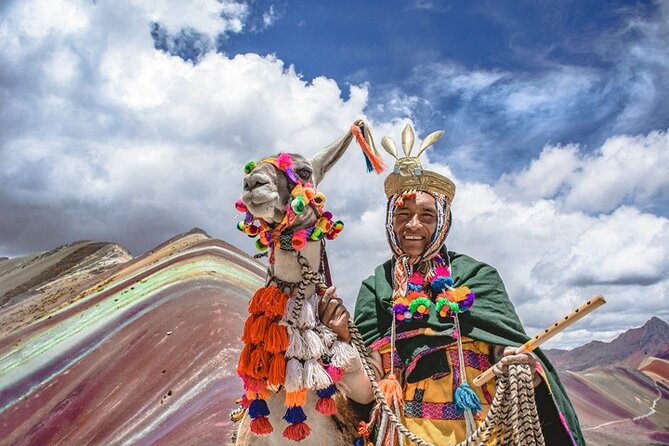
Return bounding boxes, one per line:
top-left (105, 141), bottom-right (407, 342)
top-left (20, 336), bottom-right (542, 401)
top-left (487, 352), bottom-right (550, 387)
top-left (351, 124), bottom-right (385, 174)
top-left (267, 288), bottom-right (288, 317)
top-left (241, 314), bottom-right (254, 343)
top-left (237, 344), bottom-right (252, 376)
top-left (285, 389), bottom-right (307, 407)
top-left (249, 347), bottom-right (270, 379)
top-left (267, 353), bottom-right (286, 386)
top-left (378, 374), bottom-right (403, 406)
top-left (250, 314), bottom-right (271, 345)
top-left (265, 322), bottom-right (289, 353)
top-left (248, 287), bottom-right (267, 314)
top-left (283, 422), bottom-right (311, 441)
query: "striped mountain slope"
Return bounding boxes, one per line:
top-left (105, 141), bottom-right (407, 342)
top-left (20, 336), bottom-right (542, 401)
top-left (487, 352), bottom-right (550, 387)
top-left (0, 229), bottom-right (262, 445)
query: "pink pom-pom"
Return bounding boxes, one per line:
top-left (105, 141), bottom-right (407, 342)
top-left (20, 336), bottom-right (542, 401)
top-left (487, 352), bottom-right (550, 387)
top-left (240, 394), bottom-right (251, 408)
top-left (277, 153), bottom-right (293, 169)
top-left (409, 272), bottom-right (424, 285)
top-left (316, 397), bottom-right (338, 415)
top-left (235, 198), bottom-right (248, 213)
top-left (434, 266), bottom-right (450, 277)
top-left (325, 364), bottom-right (345, 383)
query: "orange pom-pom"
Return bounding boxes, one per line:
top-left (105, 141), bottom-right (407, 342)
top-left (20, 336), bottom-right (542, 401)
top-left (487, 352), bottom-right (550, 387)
top-left (283, 422), bottom-right (311, 441)
top-left (285, 389), bottom-right (307, 407)
top-left (250, 416), bottom-right (273, 435)
top-left (315, 397), bottom-right (337, 415)
top-left (267, 353), bottom-right (286, 386)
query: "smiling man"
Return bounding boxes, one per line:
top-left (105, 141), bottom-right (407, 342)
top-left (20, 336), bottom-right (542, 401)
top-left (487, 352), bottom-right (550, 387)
top-left (318, 124), bottom-right (584, 445)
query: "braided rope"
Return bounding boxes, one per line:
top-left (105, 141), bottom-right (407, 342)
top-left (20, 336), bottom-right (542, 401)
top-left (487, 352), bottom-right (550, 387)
top-left (291, 251), bottom-right (545, 446)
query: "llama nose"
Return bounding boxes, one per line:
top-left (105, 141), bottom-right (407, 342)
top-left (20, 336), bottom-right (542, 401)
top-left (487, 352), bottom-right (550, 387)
top-left (244, 174), bottom-right (269, 190)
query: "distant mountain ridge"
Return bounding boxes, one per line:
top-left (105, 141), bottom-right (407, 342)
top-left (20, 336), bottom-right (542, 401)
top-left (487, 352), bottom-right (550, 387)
top-left (545, 316), bottom-right (669, 371)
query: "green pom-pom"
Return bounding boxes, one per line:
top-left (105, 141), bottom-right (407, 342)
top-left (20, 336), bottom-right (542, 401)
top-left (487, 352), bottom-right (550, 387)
top-left (447, 301), bottom-right (460, 314)
top-left (244, 161), bottom-right (257, 174)
top-left (310, 227), bottom-right (324, 240)
top-left (435, 298), bottom-right (447, 313)
top-left (237, 221), bottom-right (247, 232)
top-left (291, 196), bottom-right (305, 214)
top-left (255, 239), bottom-right (268, 251)
top-left (409, 297), bottom-right (432, 313)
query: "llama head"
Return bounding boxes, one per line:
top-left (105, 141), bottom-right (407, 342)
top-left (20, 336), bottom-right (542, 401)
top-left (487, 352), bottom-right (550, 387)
top-left (241, 129), bottom-right (356, 228)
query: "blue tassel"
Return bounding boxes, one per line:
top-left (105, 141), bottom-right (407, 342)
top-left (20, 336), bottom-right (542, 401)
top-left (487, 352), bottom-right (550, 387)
top-left (249, 398), bottom-right (270, 418)
top-left (283, 405), bottom-right (307, 423)
top-left (317, 384), bottom-right (337, 398)
top-left (362, 152), bottom-right (373, 172)
top-left (354, 437), bottom-right (365, 446)
top-left (454, 383), bottom-right (482, 414)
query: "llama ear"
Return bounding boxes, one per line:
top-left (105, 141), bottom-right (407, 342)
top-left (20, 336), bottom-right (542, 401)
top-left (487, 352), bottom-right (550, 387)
top-left (310, 130), bottom-right (355, 185)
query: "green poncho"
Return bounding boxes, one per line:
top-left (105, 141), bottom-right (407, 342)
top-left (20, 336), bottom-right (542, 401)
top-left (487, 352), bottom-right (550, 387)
top-left (354, 249), bottom-right (585, 446)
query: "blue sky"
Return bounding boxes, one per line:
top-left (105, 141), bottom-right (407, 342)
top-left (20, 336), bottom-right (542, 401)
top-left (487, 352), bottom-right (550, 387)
top-left (0, 0), bottom-right (667, 347)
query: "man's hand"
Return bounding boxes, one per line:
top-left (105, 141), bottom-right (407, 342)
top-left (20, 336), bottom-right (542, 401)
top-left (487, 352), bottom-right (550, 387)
top-left (492, 347), bottom-right (538, 382)
top-left (317, 286), bottom-right (351, 343)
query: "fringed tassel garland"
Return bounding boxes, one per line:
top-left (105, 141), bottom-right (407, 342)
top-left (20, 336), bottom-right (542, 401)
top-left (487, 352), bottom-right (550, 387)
top-left (237, 286), bottom-right (289, 435)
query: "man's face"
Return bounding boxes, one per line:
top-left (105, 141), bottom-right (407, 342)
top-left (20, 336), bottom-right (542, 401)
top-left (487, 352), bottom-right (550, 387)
top-left (392, 192), bottom-right (442, 257)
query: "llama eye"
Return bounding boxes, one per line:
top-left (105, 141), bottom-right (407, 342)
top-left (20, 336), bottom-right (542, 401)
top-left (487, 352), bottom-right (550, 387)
top-left (296, 168), bottom-right (312, 179)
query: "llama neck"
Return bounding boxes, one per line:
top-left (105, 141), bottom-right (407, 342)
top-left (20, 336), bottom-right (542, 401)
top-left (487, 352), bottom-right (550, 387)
top-left (271, 240), bottom-right (322, 284)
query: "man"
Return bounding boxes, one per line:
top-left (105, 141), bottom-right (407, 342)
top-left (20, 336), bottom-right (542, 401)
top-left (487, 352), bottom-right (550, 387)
top-left (319, 124), bottom-right (584, 445)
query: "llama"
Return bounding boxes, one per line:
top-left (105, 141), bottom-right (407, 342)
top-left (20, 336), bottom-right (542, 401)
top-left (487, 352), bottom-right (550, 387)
top-left (231, 121), bottom-right (384, 445)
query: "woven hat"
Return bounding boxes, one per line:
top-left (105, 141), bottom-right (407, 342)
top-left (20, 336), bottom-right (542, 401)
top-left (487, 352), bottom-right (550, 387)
top-left (381, 124), bottom-right (455, 202)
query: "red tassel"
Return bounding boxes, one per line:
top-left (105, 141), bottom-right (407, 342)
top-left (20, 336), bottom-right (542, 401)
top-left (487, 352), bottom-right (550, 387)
top-left (315, 397), bottom-right (337, 415)
top-left (250, 416), bottom-right (273, 435)
top-left (351, 124), bottom-right (385, 173)
top-left (283, 422), bottom-right (311, 441)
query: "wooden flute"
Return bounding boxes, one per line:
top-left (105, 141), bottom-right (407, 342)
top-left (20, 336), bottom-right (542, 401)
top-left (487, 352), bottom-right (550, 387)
top-left (472, 295), bottom-right (606, 387)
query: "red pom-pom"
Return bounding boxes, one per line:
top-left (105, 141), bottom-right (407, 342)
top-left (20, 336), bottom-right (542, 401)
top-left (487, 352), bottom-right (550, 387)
top-left (282, 422), bottom-right (311, 441)
top-left (250, 416), bottom-right (273, 435)
top-left (240, 394), bottom-right (251, 408)
top-left (316, 397), bottom-right (337, 415)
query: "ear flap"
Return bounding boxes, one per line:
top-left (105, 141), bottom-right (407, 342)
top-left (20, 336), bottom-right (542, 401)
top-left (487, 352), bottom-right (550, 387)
top-left (310, 131), bottom-right (355, 186)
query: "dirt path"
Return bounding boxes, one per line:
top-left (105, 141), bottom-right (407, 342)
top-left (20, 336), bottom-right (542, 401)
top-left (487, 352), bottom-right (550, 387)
top-left (583, 380), bottom-right (662, 431)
